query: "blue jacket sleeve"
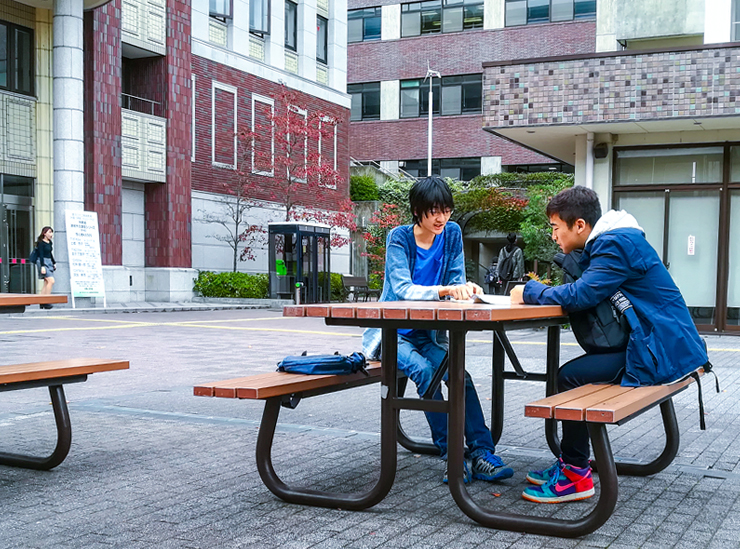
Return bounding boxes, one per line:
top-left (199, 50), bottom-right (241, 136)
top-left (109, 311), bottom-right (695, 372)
top-left (444, 224), bottom-right (467, 287)
top-left (385, 228), bottom-right (442, 301)
top-left (523, 235), bottom-right (637, 312)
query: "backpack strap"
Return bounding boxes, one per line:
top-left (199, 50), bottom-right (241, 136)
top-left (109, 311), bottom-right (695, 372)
top-left (688, 362), bottom-right (718, 431)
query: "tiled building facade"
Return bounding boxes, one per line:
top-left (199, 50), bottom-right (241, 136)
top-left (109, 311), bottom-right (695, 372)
top-left (0, 0), bottom-right (351, 301)
top-left (484, 0), bottom-right (740, 333)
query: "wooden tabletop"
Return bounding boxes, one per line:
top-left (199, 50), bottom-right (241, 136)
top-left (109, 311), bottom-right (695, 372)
top-left (284, 300), bottom-right (565, 323)
top-left (0, 294), bottom-right (68, 307)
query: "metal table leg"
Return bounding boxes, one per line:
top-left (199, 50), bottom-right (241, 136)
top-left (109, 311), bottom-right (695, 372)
top-left (255, 328), bottom-right (399, 510)
top-left (0, 385), bottom-right (72, 470)
top-left (447, 329), bottom-right (619, 537)
top-left (396, 377), bottom-right (440, 456)
top-left (490, 331), bottom-right (505, 445)
top-left (545, 325), bottom-right (562, 457)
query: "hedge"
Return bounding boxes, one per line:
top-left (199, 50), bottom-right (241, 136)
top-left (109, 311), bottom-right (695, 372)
top-left (193, 271), bottom-right (269, 298)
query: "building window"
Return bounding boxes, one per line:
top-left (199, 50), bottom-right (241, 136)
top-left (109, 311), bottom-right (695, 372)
top-left (401, 0), bottom-right (483, 38)
top-left (348, 7), bottom-right (382, 43)
top-left (285, 1), bottom-right (298, 51)
top-left (400, 74), bottom-right (481, 118)
top-left (348, 82), bottom-right (380, 121)
top-left (733, 0), bottom-right (740, 41)
top-left (252, 94), bottom-right (275, 176)
top-left (250, 0), bottom-right (270, 34)
top-left (505, 0), bottom-right (595, 26)
top-left (209, 0), bottom-right (232, 19)
top-left (317, 15), bottom-right (328, 64)
top-left (403, 157), bottom-right (481, 181)
top-left (211, 81), bottom-right (238, 169)
top-left (0, 21), bottom-right (34, 96)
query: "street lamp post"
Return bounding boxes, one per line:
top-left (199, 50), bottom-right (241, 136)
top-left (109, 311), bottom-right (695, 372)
top-left (424, 65), bottom-right (441, 177)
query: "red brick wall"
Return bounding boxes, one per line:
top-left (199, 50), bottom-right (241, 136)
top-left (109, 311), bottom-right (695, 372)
top-left (84, 0), bottom-right (123, 266)
top-left (124, 57), bottom-right (167, 116)
top-left (348, 21), bottom-right (596, 82)
top-left (191, 56), bottom-right (351, 213)
top-left (350, 115), bottom-right (552, 164)
top-left (145, 0), bottom-right (192, 268)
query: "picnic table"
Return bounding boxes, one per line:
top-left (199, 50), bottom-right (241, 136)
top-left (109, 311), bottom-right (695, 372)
top-left (275, 300), bottom-right (699, 537)
top-left (0, 293), bottom-right (129, 469)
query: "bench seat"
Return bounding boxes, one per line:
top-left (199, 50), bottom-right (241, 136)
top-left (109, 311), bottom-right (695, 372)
top-left (525, 374), bottom-right (698, 425)
top-left (194, 361), bottom-right (381, 400)
top-left (0, 357), bottom-right (129, 470)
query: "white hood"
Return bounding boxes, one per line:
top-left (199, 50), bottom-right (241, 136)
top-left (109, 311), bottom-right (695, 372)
top-left (586, 210), bottom-right (643, 245)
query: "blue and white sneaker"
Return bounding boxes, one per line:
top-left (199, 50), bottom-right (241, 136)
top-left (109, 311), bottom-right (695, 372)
top-left (443, 459), bottom-right (472, 484)
top-left (471, 450), bottom-right (514, 482)
top-left (526, 457), bottom-right (564, 486)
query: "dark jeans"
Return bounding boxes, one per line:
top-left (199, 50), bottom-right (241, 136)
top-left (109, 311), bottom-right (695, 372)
top-left (559, 351), bottom-right (626, 468)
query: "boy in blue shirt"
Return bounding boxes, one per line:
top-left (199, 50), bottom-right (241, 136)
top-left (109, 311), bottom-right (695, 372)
top-left (363, 176), bottom-right (513, 484)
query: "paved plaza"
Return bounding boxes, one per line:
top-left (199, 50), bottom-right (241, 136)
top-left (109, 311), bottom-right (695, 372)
top-left (1, 308), bottom-right (740, 548)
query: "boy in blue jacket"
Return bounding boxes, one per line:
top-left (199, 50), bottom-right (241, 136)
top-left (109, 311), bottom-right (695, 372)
top-left (363, 176), bottom-right (514, 484)
top-left (511, 186), bottom-right (709, 504)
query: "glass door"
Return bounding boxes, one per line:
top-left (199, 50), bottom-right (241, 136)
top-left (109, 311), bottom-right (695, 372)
top-left (727, 191), bottom-right (740, 328)
top-left (0, 202), bottom-right (34, 293)
top-left (615, 189), bottom-right (721, 330)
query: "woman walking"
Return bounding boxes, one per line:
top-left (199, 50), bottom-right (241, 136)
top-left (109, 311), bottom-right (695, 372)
top-left (35, 226), bottom-right (56, 309)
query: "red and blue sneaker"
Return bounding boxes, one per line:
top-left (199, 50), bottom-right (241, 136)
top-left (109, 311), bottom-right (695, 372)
top-left (522, 461), bottom-right (594, 503)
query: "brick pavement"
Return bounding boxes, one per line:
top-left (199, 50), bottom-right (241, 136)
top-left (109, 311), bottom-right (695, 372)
top-left (0, 309), bottom-right (739, 548)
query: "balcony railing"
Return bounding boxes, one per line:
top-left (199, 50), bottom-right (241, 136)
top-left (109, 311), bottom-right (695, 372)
top-left (483, 44), bottom-right (740, 129)
top-left (122, 93), bottom-right (164, 118)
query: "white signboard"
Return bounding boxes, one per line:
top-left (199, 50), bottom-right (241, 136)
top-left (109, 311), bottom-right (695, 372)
top-left (65, 210), bottom-right (106, 307)
top-left (687, 235), bottom-right (695, 256)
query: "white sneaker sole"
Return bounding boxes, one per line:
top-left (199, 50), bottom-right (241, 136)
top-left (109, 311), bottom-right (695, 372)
top-left (521, 487), bottom-right (595, 504)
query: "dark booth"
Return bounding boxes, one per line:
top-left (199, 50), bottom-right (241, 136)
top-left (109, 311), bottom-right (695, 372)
top-left (268, 222), bottom-right (331, 303)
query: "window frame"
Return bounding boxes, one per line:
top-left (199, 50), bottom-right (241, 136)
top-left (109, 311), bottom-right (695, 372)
top-left (401, 0), bottom-right (483, 37)
top-left (285, 0), bottom-right (298, 52)
top-left (211, 81), bottom-right (238, 170)
top-left (399, 74), bottom-right (482, 119)
top-left (249, 0), bottom-right (271, 35)
top-left (252, 93), bottom-right (275, 177)
top-left (348, 82), bottom-right (381, 121)
top-left (317, 15), bottom-right (328, 64)
top-left (318, 116), bottom-right (338, 188)
top-left (504, 0), bottom-right (595, 27)
top-left (347, 7), bottom-right (382, 43)
top-left (0, 20), bottom-right (34, 97)
top-left (209, 0), bottom-right (233, 20)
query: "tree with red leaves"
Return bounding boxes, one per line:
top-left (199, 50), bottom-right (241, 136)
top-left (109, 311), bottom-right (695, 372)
top-left (238, 88), bottom-right (356, 248)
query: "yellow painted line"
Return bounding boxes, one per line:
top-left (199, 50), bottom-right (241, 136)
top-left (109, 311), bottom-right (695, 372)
top-left (0, 324), bottom-right (158, 335)
top-left (35, 316), bottom-right (159, 325)
top-left (164, 322), bottom-right (361, 337)
top-left (171, 317), bottom-right (290, 324)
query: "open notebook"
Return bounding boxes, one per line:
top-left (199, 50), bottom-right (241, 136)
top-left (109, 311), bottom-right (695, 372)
top-left (452, 294), bottom-right (512, 305)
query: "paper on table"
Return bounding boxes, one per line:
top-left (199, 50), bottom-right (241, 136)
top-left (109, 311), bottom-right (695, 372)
top-left (451, 294), bottom-right (512, 306)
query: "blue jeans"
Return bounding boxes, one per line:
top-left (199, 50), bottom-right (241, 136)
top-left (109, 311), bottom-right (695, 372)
top-left (559, 351), bottom-right (626, 468)
top-left (397, 330), bottom-right (496, 459)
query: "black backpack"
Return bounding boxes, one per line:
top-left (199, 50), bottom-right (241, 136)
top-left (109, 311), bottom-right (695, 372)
top-left (498, 250), bottom-right (515, 281)
top-left (554, 250), bottom-right (631, 354)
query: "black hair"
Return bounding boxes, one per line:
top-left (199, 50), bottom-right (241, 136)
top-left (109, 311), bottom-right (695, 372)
top-left (545, 186), bottom-right (602, 229)
top-left (505, 232), bottom-right (517, 252)
top-left (408, 176), bottom-right (454, 226)
top-left (37, 226), bottom-right (53, 242)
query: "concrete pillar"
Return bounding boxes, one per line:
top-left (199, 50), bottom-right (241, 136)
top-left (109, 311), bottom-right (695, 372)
top-left (53, 0), bottom-right (86, 295)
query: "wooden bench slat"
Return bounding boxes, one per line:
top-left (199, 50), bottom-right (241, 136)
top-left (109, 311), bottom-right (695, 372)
top-left (524, 384), bottom-right (617, 419)
top-left (0, 358), bottom-right (129, 385)
top-left (585, 376), bottom-right (695, 423)
top-left (194, 361), bottom-right (382, 400)
top-left (554, 385), bottom-right (634, 421)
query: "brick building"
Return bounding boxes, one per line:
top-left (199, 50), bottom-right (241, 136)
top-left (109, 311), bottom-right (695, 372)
top-left (0, 0), bottom-right (351, 302)
top-left (345, 0), bottom-right (595, 178)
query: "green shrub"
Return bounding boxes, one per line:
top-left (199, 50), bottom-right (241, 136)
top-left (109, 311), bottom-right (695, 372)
top-left (470, 172), bottom-right (573, 188)
top-left (193, 271), bottom-right (269, 298)
top-left (318, 272), bottom-right (345, 302)
top-left (350, 175), bottom-right (379, 201)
